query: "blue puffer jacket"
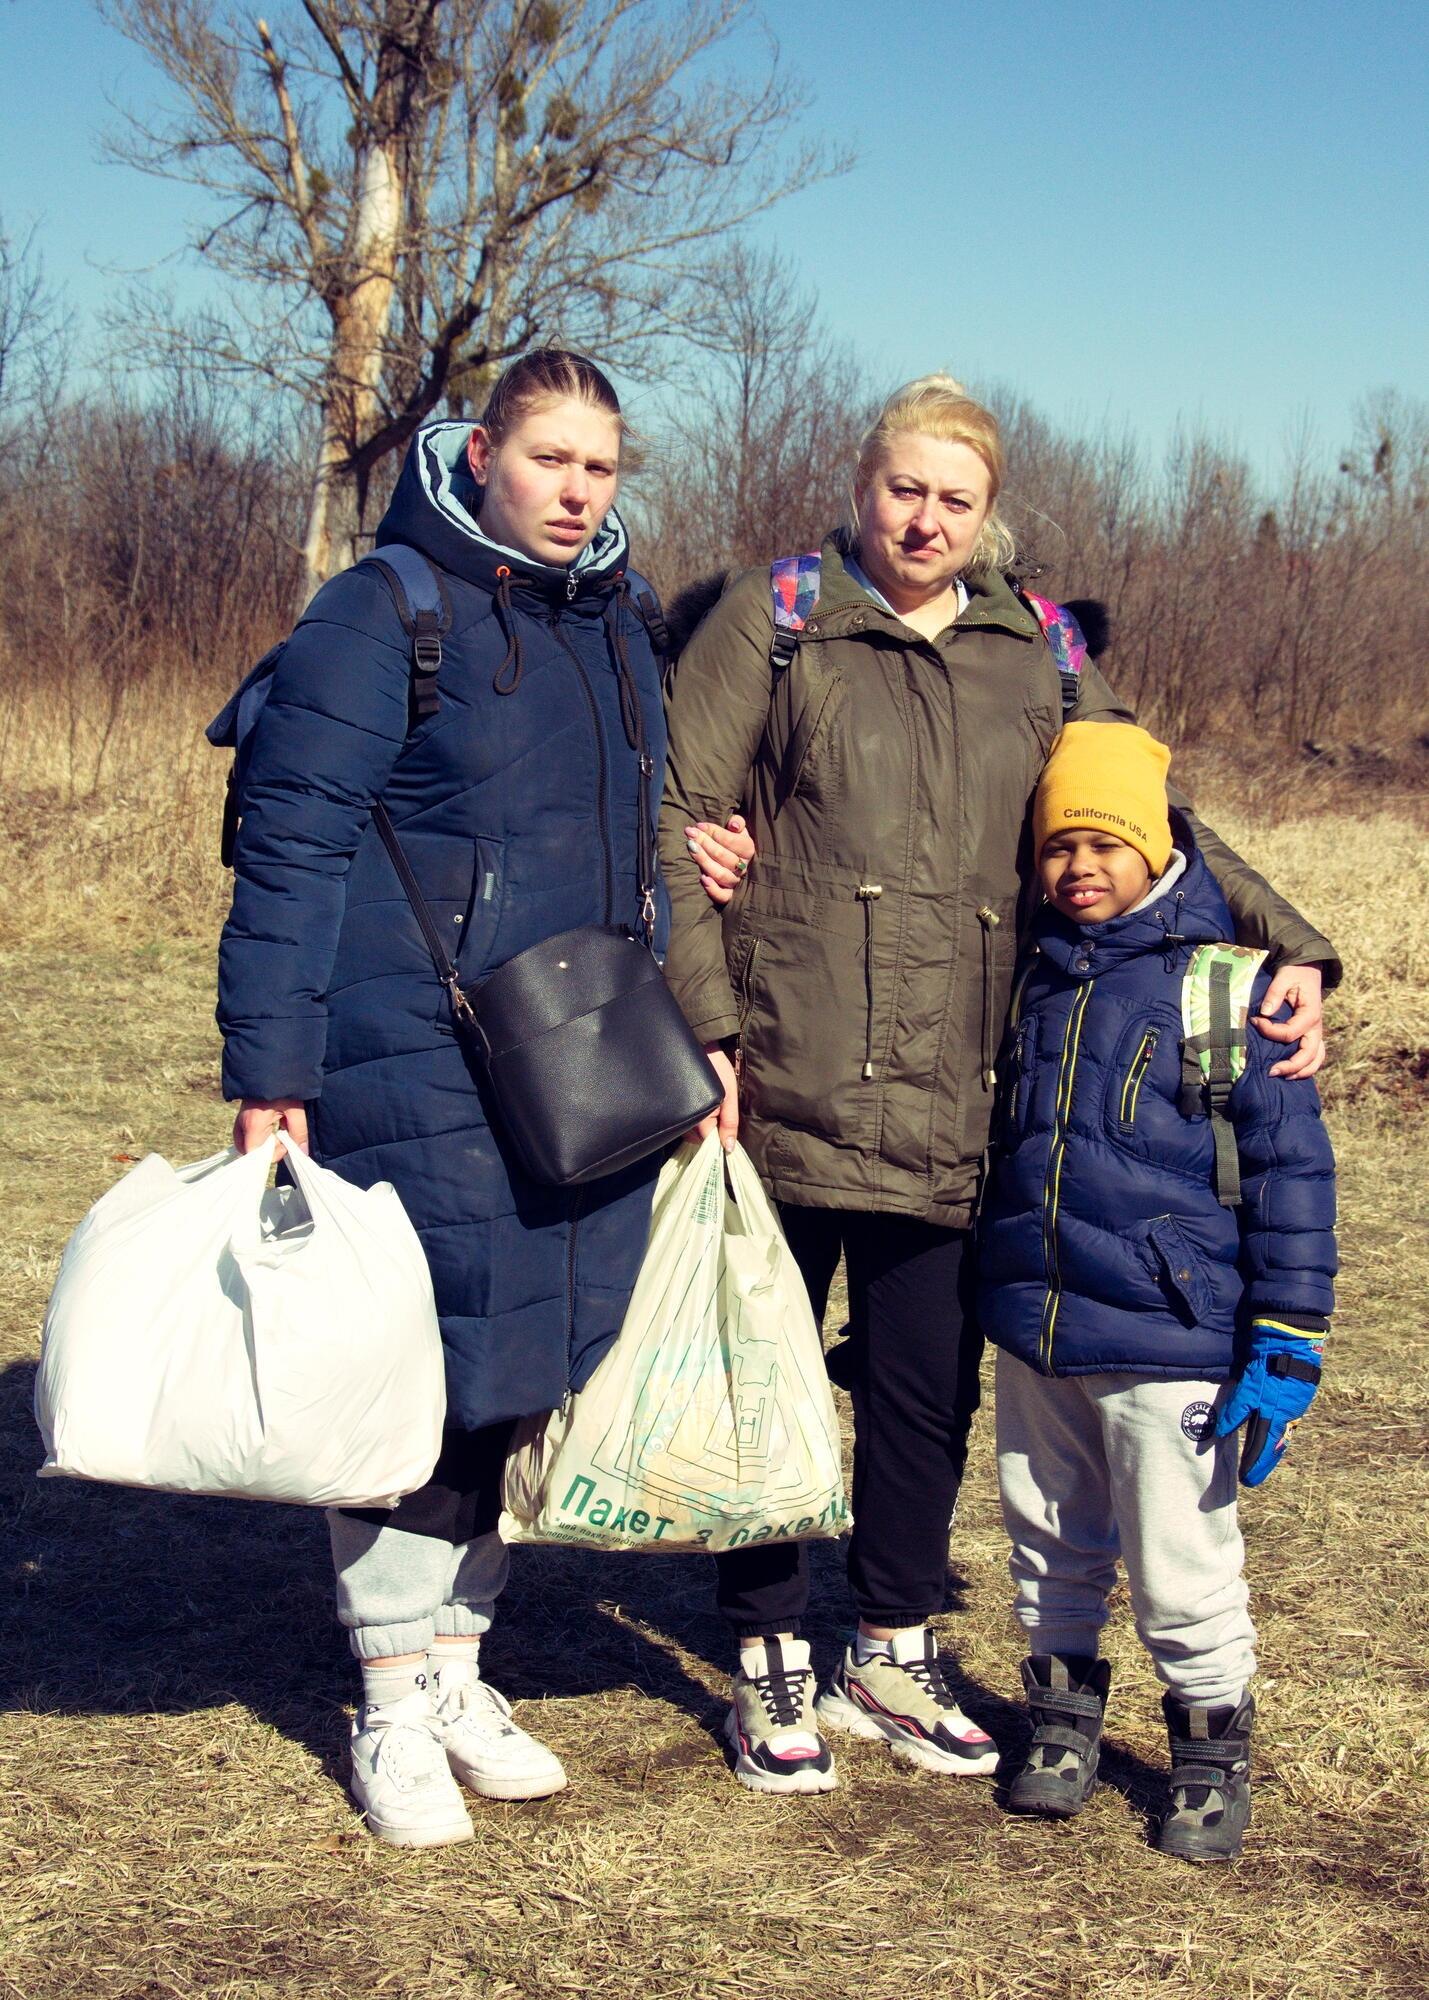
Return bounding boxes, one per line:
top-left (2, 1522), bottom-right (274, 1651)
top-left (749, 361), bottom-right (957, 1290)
top-left (218, 420), bottom-right (670, 1430)
top-left (977, 823), bottom-right (1336, 1380)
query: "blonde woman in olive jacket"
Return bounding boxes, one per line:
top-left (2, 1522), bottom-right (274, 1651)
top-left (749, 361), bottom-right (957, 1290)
top-left (659, 374), bottom-right (1337, 1797)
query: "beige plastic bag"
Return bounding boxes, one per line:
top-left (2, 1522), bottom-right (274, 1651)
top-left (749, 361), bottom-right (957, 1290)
top-left (501, 1135), bottom-right (847, 1553)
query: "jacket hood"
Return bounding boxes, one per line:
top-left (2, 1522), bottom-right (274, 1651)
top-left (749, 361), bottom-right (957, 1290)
top-left (375, 418), bottom-right (630, 600)
top-left (1033, 812), bottom-right (1234, 978)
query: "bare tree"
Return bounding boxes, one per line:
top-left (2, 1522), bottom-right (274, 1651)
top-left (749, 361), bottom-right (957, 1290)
top-left (635, 241), bottom-right (867, 595)
top-left (100, 0), bottom-right (842, 604)
top-left (0, 221), bottom-right (71, 455)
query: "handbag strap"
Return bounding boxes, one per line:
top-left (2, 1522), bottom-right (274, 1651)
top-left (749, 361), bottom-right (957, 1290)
top-left (634, 737), bottom-right (656, 944)
top-left (371, 802), bottom-right (481, 1035)
top-left (607, 582), bottom-right (658, 945)
top-left (374, 578), bottom-right (660, 1007)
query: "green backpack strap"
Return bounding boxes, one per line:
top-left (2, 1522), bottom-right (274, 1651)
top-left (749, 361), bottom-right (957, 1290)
top-left (1179, 943), bottom-right (1269, 1207)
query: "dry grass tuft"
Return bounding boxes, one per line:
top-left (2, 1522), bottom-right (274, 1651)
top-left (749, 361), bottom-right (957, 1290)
top-left (2, 736), bottom-right (1427, 1997)
top-left (1196, 805), bottom-right (1429, 1123)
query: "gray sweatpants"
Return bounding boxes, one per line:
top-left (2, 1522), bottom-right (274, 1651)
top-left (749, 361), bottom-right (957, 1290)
top-left (326, 1512), bottom-right (510, 1661)
top-left (994, 1348), bottom-right (1256, 1705)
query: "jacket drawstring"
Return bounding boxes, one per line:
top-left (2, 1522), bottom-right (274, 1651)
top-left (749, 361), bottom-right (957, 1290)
top-left (977, 905), bottom-right (1002, 1088)
top-left (857, 883), bottom-right (882, 1079)
top-left (491, 569), bottom-right (523, 695)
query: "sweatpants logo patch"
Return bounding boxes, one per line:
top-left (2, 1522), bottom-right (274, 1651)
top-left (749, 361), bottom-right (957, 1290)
top-left (1180, 1400), bottom-right (1214, 1441)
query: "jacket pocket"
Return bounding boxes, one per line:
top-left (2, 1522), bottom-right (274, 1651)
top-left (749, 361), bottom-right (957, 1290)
top-left (1148, 1216), bottom-right (1214, 1324)
top-left (1023, 693), bottom-right (1060, 761)
top-left (433, 838), bottom-right (505, 1029)
top-left (1117, 1026), bottom-right (1160, 1128)
top-left (737, 909), bottom-right (869, 1142)
top-left (1000, 1016), bottom-right (1037, 1143)
top-left (734, 933), bottom-right (764, 1037)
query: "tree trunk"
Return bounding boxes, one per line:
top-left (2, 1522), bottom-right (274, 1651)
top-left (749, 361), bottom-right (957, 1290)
top-left (298, 139), bottom-right (403, 609)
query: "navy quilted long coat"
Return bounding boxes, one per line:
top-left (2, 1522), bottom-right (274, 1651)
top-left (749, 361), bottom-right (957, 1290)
top-left (217, 421), bottom-right (670, 1430)
top-left (977, 823), bottom-right (1337, 1381)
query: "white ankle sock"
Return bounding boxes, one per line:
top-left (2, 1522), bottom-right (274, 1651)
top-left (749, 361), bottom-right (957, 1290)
top-left (740, 1636), bottom-right (810, 1678)
top-left (854, 1628), bottom-right (934, 1666)
top-left (889, 1626), bottom-right (936, 1666)
top-left (428, 1638), bottom-right (480, 1695)
top-left (360, 1658), bottom-right (431, 1712)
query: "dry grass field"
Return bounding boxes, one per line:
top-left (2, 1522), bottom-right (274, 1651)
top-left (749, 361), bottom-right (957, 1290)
top-left (2, 730), bottom-right (1426, 2000)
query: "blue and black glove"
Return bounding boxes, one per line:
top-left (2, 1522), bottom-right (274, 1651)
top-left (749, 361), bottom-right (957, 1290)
top-left (1215, 1320), bottom-right (1325, 1487)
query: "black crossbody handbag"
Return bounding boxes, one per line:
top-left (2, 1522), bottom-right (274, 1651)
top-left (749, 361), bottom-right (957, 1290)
top-left (372, 649), bottom-right (720, 1188)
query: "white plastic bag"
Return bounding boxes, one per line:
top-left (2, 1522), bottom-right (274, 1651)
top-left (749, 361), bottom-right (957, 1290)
top-left (501, 1135), bottom-right (847, 1552)
top-left (35, 1137), bottom-right (445, 1508)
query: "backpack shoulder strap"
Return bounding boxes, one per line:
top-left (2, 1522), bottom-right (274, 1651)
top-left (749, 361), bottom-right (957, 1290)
top-left (769, 552), bottom-right (822, 673)
top-left (1020, 589), bottom-right (1090, 717)
top-left (1007, 958), bottom-right (1036, 1032)
top-left (624, 574), bottom-right (670, 661)
top-left (212, 552), bottom-right (452, 871)
top-left (1179, 942), bottom-right (1270, 1207)
top-left (360, 545), bottom-right (452, 722)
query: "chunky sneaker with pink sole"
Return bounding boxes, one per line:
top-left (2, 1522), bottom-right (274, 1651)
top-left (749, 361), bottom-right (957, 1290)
top-left (816, 1628), bottom-right (1000, 1776)
top-left (724, 1637), bottom-right (837, 1795)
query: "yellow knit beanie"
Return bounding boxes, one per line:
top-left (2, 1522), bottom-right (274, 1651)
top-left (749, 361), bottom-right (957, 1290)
top-left (1034, 721), bottom-right (1174, 877)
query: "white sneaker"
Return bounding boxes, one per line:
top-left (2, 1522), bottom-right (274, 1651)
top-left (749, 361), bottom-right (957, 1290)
top-left (348, 1689), bottom-right (475, 1847)
top-left (434, 1662), bottom-right (567, 1801)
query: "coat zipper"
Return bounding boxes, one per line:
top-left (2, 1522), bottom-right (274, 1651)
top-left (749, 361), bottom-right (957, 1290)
top-left (565, 1185), bottom-right (587, 1372)
top-left (1118, 1027), bottom-right (1160, 1126)
top-left (736, 934), bottom-right (763, 1034)
top-left (550, 619), bottom-right (615, 923)
top-left (977, 906), bottom-right (1002, 1089)
top-left (1005, 1018), bottom-right (1031, 1134)
top-left (856, 883), bottom-right (883, 1078)
top-left (1037, 982), bottom-right (1093, 1373)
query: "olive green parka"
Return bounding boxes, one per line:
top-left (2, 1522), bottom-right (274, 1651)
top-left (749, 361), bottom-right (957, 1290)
top-left (659, 535), bottom-right (1338, 1229)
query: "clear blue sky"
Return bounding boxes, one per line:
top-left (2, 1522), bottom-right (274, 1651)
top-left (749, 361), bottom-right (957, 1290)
top-left (3, 0), bottom-right (1425, 477)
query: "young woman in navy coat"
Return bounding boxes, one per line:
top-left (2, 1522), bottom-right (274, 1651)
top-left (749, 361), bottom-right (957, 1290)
top-left (219, 351), bottom-right (675, 1844)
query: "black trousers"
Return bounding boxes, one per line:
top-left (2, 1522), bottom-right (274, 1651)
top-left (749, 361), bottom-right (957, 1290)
top-left (339, 1422), bottom-right (513, 1543)
top-left (715, 1207), bottom-right (983, 1638)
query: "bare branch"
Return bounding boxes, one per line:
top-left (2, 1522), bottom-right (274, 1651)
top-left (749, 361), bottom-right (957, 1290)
top-left (297, 0), bottom-right (365, 116)
top-left (256, 15), bottom-right (328, 267)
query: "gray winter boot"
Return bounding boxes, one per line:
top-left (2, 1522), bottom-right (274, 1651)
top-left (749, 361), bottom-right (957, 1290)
top-left (1007, 1654), bottom-right (1111, 1818)
top-left (1156, 1691), bottom-right (1254, 1863)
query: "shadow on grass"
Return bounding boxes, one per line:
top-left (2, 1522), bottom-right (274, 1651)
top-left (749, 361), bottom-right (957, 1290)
top-left (5, 1355), bottom-right (1165, 1810)
top-left (1, 1358), bottom-right (822, 1779)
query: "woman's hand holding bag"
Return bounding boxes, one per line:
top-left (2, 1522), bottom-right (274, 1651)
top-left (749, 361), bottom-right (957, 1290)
top-left (694, 1044), bottom-right (739, 1152)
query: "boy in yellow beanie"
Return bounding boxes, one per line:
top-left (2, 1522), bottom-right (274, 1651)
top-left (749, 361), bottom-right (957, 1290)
top-left (977, 722), bottom-right (1337, 1862)
top-left (1033, 720), bottom-right (1173, 897)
